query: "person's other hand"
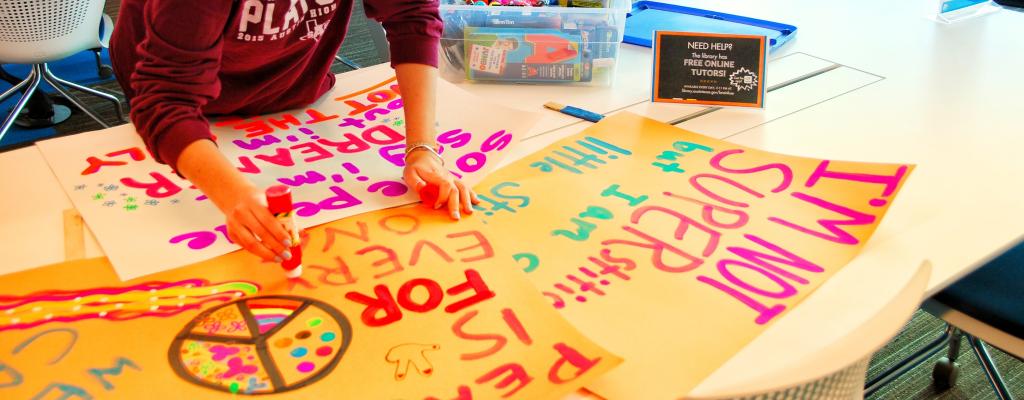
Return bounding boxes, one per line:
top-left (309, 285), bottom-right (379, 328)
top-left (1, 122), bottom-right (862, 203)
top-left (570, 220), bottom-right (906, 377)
top-left (403, 150), bottom-right (479, 220)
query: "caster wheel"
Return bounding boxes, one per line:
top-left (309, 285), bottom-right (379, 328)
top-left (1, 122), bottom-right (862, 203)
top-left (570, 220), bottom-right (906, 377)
top-left (99, 65), bottom-right (114, 79)
top-left (932, 357), bottom-right (960, 390)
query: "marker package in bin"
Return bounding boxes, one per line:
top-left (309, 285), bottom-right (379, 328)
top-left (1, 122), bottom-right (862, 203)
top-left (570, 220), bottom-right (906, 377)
top-left (439, 0), bottom-right (629, 86)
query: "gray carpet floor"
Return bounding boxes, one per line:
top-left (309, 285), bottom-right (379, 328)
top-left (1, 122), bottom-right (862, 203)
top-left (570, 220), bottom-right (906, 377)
top-left (868, 311), bottom-right (1023, 399)
top-left (4, 1), bottom-right (1022, 398)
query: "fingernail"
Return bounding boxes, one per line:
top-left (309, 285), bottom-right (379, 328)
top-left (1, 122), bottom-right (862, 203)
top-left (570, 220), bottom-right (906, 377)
top-left (274, 256), bottom-right (283, 263)
top-left (453, 210), bottom-right (461, 220)
top-left (434, 203), bottom-right (442, 210)
top-left (282, 250), bottom-right (292, 260)
top-left (283, 239), bottom-right (293, 247)
top-left (464, 208), bottom-right (473, 214)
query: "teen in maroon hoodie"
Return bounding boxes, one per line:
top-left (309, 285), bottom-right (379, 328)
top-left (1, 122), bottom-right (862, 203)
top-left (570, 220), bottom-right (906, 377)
top-left (111, 0), bottom-right (477, 264)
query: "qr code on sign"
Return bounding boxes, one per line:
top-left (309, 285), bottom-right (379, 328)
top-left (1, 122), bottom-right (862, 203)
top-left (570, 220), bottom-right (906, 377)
top-left (468, 44), bottom-right (506, 75)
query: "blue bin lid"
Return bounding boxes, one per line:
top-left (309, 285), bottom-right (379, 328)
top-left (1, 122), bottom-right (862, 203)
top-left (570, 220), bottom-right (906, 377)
top-left (624, 1), bottom-right (797, 51)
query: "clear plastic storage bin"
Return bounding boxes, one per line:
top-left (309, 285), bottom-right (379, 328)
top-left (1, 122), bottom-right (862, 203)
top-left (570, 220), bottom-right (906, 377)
top-left (438, 0), bottom-right (629, 86)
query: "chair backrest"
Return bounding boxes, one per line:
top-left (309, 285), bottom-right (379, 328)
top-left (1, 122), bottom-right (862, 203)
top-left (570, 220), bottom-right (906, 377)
top-left (0, 0), bottom-right (106, 64)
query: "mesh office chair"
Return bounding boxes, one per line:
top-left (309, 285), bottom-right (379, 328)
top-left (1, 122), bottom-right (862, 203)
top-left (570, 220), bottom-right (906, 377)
top-left (0, 0), bottom-right (125, 142)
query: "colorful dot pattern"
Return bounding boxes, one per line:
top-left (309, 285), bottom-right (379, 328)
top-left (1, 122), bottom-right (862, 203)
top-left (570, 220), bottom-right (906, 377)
top-left (278, 319), bottom-right (343, 376)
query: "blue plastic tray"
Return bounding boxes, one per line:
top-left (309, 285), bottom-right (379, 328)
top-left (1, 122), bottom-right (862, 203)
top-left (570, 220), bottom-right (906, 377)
top-left (625, 1), bottom-right (797, 51)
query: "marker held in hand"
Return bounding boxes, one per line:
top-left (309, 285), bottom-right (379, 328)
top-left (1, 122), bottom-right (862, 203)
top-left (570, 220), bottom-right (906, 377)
top-left (265, 185), bottom-right (303, 278)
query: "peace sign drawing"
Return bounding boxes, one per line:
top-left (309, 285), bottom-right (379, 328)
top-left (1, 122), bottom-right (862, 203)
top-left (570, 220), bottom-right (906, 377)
top-left (168, 296), bottom-right (353, 395)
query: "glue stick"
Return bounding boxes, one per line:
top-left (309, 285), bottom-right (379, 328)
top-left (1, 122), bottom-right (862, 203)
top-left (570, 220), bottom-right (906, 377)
top-left (265, 185), bottom-right (303, 278)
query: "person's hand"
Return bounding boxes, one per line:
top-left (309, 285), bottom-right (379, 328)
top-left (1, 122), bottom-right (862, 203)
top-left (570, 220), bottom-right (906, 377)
top-left (176, 139), bottom-right (291, 262)
top-left (403, 149), bottom-right (479, 220)
top-left (217, 183), bottom-right (293, 263)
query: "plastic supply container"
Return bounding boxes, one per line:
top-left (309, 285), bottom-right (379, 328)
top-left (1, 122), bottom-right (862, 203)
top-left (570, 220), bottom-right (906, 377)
top-left (438, 0), bottom-right (629, 86)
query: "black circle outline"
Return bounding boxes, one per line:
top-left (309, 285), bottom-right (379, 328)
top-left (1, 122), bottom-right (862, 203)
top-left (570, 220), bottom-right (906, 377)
top-left (167, 295), bottom-right (353, 395)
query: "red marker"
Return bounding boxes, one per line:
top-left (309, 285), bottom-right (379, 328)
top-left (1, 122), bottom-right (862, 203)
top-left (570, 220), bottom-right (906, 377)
top-left (265, 185), bottom-right (303, 278)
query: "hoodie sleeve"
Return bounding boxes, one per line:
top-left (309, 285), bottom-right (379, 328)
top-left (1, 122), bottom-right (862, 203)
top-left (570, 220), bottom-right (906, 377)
top-left (127, 1), bottom-right (233, 170)
top-left (363, 0), bottom-right (443, 68)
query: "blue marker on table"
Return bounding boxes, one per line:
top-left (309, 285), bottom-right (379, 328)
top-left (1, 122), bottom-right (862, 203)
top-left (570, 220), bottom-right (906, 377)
top-left (544, 102), bottom-right (604, 123)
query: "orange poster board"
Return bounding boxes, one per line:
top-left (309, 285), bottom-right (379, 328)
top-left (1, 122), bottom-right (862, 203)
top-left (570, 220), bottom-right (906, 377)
top-left (467, 112), bottom-right (913, 398)
top-left (0, 208), bottom-right (620, 399)
top-left (2, 112), bottom-right (911, 400)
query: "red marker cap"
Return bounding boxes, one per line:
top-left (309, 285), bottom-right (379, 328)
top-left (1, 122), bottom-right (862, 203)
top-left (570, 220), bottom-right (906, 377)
top-left (266, 185), bottom-right (293, 213)
top-left (419, 184), bottom-right (439, 206)
top-left (282, 245), bottom-right (303, 278)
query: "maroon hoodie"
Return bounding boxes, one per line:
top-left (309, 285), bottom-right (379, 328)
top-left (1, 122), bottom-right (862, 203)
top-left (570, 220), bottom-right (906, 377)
top-left (110, 0), bottom-right (442, 171)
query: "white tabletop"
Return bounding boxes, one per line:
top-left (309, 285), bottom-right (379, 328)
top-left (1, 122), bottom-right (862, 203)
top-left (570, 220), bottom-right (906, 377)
top-left (489, 0), bottom-right (1024, 395)
top-left (2, 0), bottom-right (1023, 396)
top-left (656, 0), bottom-right (1024, 296)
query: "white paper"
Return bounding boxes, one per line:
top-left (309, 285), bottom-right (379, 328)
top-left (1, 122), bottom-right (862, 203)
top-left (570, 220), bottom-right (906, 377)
top-left (36, 66), bottom-right (540, 280)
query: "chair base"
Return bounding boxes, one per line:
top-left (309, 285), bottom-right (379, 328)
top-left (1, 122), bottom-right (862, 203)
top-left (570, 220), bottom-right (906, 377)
top-left (1, 63), bottom-right (125, 144)
top-left (865, 319), bottom-right (1017, 400)
top-left (13, 101), bottom-right (72, 129)
top-left (334, 54), bottom-right (361, 69)
top-left (864, 323), bottom-right (951, 396)
top-left (968, 335), bottom-right (1016, 400)
top-left (91, 48), bottom-right (114, 80)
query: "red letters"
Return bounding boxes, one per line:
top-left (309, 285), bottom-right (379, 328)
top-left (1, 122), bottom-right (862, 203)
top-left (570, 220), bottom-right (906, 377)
top-left (344, 269), bottom-right (496, 328)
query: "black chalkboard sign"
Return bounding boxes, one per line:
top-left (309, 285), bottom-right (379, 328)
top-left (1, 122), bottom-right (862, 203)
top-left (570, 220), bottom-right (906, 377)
top-left (653, 32), bottom-right (767, 108)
